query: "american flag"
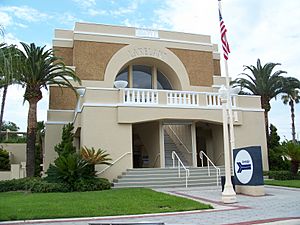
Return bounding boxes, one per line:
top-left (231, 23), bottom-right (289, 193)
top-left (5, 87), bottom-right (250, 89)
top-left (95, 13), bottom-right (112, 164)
top-left (219, 9), bottom-right (230, 60)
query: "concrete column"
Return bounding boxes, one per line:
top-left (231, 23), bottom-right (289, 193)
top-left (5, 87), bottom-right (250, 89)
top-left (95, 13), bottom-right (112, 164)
top-left (10, 164), bottom-right (21, 179)
top-left (159, 121), bottom-right (165, 168)
top-left (128, 65), bottom-right (133, 88)
top-left (152, 66), bottom-right (157, 89)
top-left (191, 122), bottom-right (197, 167)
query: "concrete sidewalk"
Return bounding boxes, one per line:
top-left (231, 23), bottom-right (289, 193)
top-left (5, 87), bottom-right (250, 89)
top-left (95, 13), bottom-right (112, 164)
top-left (1, 185), bottom-right (300, 225)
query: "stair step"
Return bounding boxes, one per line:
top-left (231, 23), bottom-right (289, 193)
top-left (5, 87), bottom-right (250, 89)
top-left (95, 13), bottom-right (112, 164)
top-left (113, 181), bottom-right (220, 188)
top-left (113, 166), bottom-right (225, 188)
top-left (115, 176), bottom-right (220, 183)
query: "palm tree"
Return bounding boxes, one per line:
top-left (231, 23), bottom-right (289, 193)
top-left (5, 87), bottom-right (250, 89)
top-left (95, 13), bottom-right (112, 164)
top-left (81, 146), bottom-right (111, 164)
top-left (17, 42), bottom-right (81, 177)
top-left (232, 59), bottom-right (287, 141)
top-left (80, 146), bottom-right (112, 174)
top-left (281, 78), bottom-right (300, 142)
top-left (0, 44), bottom-right (20, 132)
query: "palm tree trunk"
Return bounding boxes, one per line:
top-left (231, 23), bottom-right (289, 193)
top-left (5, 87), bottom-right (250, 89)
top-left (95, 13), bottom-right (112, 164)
top-left (290, 100), bottom-right (296, 143)
top-left (261, 97), bottom-right (270, 145)
top-left (26, 99), bottom-right (38, 177)
top-left (0, 84), bottom-right (8, 132)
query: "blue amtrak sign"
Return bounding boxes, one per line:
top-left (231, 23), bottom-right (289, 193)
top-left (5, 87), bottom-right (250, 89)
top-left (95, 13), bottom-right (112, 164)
top-left (236, 161), bottom-right (251, 173)
top-left (233, 146), bottom-right (264, 186)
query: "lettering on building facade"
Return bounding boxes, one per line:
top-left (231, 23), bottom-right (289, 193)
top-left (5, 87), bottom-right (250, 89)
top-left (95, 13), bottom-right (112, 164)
top-left (128, 47), bottom-right (167, 59)
top-left (135, 28), bottom-right (159, 38)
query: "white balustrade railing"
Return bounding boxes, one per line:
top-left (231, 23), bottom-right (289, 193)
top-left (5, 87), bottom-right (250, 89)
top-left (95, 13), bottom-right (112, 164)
top-left (122, 88), bottom-right (237, 108)
top-left (206, 93), bottom-right (237, 108)
top-left (124, 89), bottom-right (158, 104)
top-left (206, 93), bottom-right (221, 107)
top-left (167, 91), bottom-right (199, 106)
top-left (199, 151), bottom-right (221, 186)
top-left (172, 151), bottom-right (190, 188)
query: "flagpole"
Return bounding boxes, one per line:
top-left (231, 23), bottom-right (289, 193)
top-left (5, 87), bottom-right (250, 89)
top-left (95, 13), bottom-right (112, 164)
top-left (218, 0), bottom-right (237, 204)
top-left (218, 0), bottom-right (235, 167)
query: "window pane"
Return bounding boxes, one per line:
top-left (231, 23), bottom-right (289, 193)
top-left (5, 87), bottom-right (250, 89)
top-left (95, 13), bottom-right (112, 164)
top-left (157, 70), bottom-right (172, 90)
top-left (116, 67), bottom-right (128, 82)
top-left (133, 65), bottom-right (152, 89)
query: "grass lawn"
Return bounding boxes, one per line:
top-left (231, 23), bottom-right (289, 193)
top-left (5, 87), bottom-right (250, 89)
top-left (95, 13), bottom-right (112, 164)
top-left (265, 179), bottom-right (300, 188)
top-left (0, 188), bottom-right (212, 221)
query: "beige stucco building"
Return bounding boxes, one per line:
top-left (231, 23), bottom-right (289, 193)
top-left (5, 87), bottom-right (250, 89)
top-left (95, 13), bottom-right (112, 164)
top-left (44, 22), bottom-right (268, 182)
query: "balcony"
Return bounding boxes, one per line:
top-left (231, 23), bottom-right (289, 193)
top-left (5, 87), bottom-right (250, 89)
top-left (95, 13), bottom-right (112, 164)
top-left (65, 87), bottom-right (262, 125)
top-left (121, 88), bottom-right (237, 108)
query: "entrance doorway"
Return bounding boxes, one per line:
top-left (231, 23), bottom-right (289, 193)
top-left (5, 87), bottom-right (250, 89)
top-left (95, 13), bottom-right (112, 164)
top-left (163, 122), bottom-right (193, 167)
top-left (132, 121), bottom-right (160, 168)
top-left (196, 122), bottom-right (224, 167)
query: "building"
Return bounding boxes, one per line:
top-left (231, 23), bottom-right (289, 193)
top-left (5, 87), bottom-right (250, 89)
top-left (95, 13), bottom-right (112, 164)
top-left (44, 22), bottom-right (268, 182)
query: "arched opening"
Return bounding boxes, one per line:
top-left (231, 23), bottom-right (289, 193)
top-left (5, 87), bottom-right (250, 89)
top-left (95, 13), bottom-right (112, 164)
top-left (115, 64), bottom-right (173, 90)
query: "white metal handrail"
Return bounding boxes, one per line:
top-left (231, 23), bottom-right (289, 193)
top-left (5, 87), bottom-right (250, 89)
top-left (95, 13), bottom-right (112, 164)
top-left (199, 151), bottom-right (221, 186)
top-left (172, 151), bottom-right (190, 188)
top-left (152, 153), bottom-right (160, 167)
top-left (168, 125), bottom-right (192, 154)
top-left (96, 152), bottom-right (131, 175)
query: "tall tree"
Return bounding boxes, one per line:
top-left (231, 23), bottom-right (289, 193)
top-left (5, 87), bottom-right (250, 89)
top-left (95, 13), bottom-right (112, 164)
top-left (281, 78), bottom-right (300, 142)
top-left (17, 42), bottom-right (81, 177)
top-left (0, 44), bottom-right (20, 132)
top-left (232, 59), bottom-right (288, 141)
top-left (268, 124), bottom-right (290, 171)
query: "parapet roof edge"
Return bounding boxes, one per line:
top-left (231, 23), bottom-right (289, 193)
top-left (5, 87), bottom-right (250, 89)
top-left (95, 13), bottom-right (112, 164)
top-left (54, 22), bottom-right (214, 44)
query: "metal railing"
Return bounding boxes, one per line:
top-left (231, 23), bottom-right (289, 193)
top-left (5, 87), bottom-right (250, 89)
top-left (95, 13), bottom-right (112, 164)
top-left (96, 152), bottom-right (131, 175)
top-left (172, 151), bottom-right (190, 188)
top-left (167, 125), bottom-right (192, 154)
top-left (152, 153), bottom-right (160, 167)
top-left (199, 151), bottom-right (221, 186)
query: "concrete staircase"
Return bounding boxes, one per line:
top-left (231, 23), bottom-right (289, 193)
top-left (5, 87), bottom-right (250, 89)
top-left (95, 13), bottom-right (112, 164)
top-left (164, 131), bottom-right (189, 167)
top-left (113, 166), bottom-right (225, 188)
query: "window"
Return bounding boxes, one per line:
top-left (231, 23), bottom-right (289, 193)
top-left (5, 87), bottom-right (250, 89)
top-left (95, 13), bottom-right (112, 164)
top-left (157, 70), bottom-right (172, 90)
top-left (132, 65), bottom-right (152, 89)
top-left (115, 67), bottom-right (128, 82)
top-left (115, 65), bottom-right (172, 90)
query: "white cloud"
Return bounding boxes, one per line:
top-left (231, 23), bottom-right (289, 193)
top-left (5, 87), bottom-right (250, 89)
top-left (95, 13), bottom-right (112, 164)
top-left (0, 11), bottom-right (12, 27)
top-left (72, 0), bottom-right (96, 8)
top-left (58, 12), bottom-right (80, 26)
top-left (155, 0), bottom-right (219, 37)
top-left (2, 85), bottom-right (48, 131)
top-left (110, 1), bottom-right (139, 16)
top-left (0, 6), bottom-right (49, 23)
top-left (2, 33), bottom-right (22, 48)
top-left (87, 8), bottom-right (107, 17)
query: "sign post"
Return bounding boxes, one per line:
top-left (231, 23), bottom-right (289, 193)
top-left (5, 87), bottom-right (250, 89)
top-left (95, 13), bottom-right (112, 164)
top-left (233, 146), bottom-right (265, 196)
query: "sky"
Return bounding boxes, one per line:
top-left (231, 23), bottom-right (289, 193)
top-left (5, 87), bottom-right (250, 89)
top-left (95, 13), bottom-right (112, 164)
top-left (0, 0), bottom-right (299, 140)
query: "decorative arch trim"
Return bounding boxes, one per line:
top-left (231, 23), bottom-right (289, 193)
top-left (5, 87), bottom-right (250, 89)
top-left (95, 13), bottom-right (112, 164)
top-left (104, 43), bottom-right (190, 90)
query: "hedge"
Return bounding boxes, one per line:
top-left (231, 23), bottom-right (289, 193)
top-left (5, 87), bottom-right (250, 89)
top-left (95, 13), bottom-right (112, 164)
top-left (0, 177), bottom-right (111, 193)
top-left (267, 171), bottom-right (300, 180)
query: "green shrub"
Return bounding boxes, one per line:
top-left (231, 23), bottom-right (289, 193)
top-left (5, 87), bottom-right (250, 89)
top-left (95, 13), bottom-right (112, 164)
top-left (0, 149), bottom-right (10, 171)
top-left (74, 178), bottom-right (111, 192)
top-left (0, 178), bottom-right (70, 193)
top-left (268, 171), bottom-right (300, 180)
top-left (54, 123), bottom-right (76, 157)
top-left (0, 177), bottom-right (110, 193)
top-left (45, 154), bottom-right (95, 188)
